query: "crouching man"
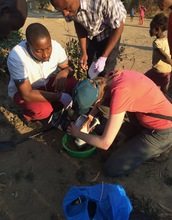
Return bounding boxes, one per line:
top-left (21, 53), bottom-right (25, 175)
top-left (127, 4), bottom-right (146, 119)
top-left (7, 23), bottom-right (77, 121)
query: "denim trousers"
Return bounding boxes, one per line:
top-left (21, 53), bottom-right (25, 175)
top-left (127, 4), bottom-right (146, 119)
top-left (105, 125), bottom-right (172, 178)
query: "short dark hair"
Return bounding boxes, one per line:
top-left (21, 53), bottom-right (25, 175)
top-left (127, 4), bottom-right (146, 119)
top-left (0, 0), bottom-right (16, 8)
top-left (26, 23), bottom-right (51, 44)
top-left (150, 13), bottom-right (168, 32)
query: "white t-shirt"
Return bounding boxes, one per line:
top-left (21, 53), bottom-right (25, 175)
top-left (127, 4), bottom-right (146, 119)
top-left (8, 40), bottom-right (67, 98)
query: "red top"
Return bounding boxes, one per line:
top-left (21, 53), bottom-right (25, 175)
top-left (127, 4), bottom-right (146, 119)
top-left (110, 70), bottom-right (172, 129)
top-left (139, 6), bottom-right (146, 17)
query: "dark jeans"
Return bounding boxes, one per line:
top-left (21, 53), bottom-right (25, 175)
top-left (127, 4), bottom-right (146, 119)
top-left (94, 108), bottom-right (172, 178)
top-left (105, 125), bottom-right (172, 178)
top-left (87, 36), bottom-right (121, 77)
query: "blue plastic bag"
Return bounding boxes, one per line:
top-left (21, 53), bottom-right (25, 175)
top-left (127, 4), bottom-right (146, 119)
top-left (63, 183), bottom-right (132, 220)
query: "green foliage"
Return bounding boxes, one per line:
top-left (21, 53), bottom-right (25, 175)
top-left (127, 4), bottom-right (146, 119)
top-left (37, 0), bottom-right (50, 9)
top-left (0, 30), bottom-right (24, 75)
top-left (65, 38), bottom-right (87, 80)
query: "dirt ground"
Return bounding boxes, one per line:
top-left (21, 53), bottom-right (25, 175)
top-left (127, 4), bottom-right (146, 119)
top-left (0, 11), bottom-right (172, 220)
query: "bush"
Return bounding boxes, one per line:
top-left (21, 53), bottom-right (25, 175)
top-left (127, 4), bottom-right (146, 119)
top-left (65, 38), bottom-right (87, 80)
top-left (0, 30), bottom-right (24, 76)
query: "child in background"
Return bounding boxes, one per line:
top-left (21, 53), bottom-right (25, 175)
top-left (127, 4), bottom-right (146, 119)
top-left (130, 7), bottom-right (135, 22)
top-left (168, 10), bottom-right (172, 56)
top-left (145, 13), bottom-right (172, 94)
top-left (138, 5), bottom-right (146, 25)
top-left (157, 0), bottom-right (172, 56)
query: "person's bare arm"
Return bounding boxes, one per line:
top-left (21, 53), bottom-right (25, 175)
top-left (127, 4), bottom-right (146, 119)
top-left (16, 80), bottom-right (62, 102)
top-left (101, 21), bottom-right (124, 58)
top-left (52, 60), bottom-right (74, 92)
top-left (67, 112), bottom-right (125, 150)
top-left (156, 47), bottom-right (172, 66)
top-left (74, 21), bottom-right (88, 69)
top-left (88, 107), bottom-right (99, 120)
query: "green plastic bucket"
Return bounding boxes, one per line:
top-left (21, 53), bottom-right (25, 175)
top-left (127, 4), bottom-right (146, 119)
top-left (62, 133), bottom-right (96, 158)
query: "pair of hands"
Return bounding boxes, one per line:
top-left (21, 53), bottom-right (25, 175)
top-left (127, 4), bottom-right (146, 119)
top-left (53, 69), bottom-right (73, 109)
top-left (80, 55), bottom-right (107, 76)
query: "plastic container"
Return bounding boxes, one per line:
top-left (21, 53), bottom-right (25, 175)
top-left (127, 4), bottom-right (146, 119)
top-left (62, 133), bottom-right (96, 158)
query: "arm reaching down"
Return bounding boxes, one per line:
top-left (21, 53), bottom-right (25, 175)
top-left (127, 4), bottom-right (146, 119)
top-left (67, 112), bottom-right (125, 150)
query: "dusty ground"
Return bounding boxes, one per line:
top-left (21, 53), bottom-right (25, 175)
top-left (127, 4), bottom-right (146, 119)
top-left (0, 11), bottom-right (172, 220)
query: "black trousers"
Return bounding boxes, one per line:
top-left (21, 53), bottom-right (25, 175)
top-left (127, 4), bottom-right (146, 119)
top-left (87, 36), bottom-right (121, 77)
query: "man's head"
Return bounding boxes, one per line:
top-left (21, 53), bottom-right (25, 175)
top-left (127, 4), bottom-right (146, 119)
top-left (157, 0), bottom-right (172, 10)
top-left (50, 0), bottom-right (80, 17)
top-left (26, 23), bottom-right (52, 62)
top-left (0, 0), bottom-right (27, 40)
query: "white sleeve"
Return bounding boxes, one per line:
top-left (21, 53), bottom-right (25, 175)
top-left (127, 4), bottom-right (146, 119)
top-left (51, 40), bottom-right (68, 65)
top-left (7, 49), bottom-right (28, 82)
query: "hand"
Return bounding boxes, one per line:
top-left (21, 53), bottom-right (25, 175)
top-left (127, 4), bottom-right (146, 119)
top-left (59, 92), bottom-right (73, 109)
top-left (95, 57), bottom-right (107, 72)
top-left (86, 115), bottom-right (94, 132)
top-left (80, 54), bottom-right (88, 70)
top-left (52, 69), bottom-right (68, 92)
top-left (67, 122), bottom-right (81, 137)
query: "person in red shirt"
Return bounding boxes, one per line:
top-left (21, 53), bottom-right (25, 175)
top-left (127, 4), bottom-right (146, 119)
top-left (68, 70), bottom-right (172, 177)
top-left (138, 5), bottom-right (147, 25)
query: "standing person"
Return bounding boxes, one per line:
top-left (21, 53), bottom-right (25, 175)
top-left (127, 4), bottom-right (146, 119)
top-left (157, 0), bottom-right (172, 55)
top-left (145, 13), bottom-right (172, 94)
top-left (50, 0), bottom-right (126, 77)
top-left (168, 10), bottom-right (172, 56)
top-left (67, 70), bottom-right (172, 177)
top-left (130, 7), bottom-right (135, 22)
top-left (7, 23), bottom-right (77, 121)
top-left (138, 5), bottom-right (146, 25)
top-left (0, 0), bottom-right (27, 40)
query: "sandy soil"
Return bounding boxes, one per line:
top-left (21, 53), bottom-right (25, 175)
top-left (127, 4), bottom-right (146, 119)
top-left (0, 12), bottom-right (172, 220)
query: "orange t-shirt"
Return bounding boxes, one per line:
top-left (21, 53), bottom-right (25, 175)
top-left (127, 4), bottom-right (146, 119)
top-left (110, 70), bottom-right (172, 130)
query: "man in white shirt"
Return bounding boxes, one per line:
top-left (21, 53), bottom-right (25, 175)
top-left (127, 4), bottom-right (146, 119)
top-left (7, 23), bottom-right (77, 121)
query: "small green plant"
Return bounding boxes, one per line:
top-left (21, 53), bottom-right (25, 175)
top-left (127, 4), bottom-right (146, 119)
top-left (65, 38), bottom-right (87, 80)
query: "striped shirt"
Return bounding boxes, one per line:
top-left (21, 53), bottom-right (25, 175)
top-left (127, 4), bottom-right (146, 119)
top-left (65, 0), bottom-right (127, 41)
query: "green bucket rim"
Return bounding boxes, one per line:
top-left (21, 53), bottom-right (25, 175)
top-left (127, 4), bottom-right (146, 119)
top-left (62, 133), bottom-right (96, 158)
